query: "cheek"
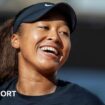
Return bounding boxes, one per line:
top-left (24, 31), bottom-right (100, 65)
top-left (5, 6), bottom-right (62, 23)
top-left (19, 30), bottom-right (46, 59)
top-left (62, 39), bottom-right (71, 63)
top-left (64, 42), bottom-right (71, 57)
top-left (29, 29), bottom-right (46, 45)
top-left (31, 31), bottom-right (42, 41)
top-left (20, 24), bottom-right (45, 43)
top-left (63, 37), bottom-right (71, 52)
top-left (21, 31), bottom-right (44, 47)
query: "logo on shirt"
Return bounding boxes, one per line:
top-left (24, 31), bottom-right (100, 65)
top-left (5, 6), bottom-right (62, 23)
top-left (0, 90), bottom-right (16, 97)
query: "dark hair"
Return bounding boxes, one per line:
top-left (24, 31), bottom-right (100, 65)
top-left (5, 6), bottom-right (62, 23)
top-left (0, 19), bottom-right (18, 83)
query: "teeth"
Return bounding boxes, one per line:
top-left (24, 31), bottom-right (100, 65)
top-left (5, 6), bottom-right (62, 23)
top-left (40, 47), bottom-right (58, 55)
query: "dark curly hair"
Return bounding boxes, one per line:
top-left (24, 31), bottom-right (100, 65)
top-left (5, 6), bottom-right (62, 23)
top-left (0, 19), bottom-right (18, 84)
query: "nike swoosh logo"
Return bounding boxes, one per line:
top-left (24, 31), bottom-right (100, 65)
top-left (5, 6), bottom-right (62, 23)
top-left (44, 3), bottom-right (53, 7)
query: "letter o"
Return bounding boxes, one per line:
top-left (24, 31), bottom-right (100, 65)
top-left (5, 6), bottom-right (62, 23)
top-left (1, 91), bottom-right (6, 97)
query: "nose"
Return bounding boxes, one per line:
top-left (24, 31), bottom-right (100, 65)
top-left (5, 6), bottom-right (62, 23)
top-left (47, 30), bottom-right (63, 48)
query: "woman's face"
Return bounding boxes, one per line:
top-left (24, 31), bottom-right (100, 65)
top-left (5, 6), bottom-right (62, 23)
top-left (12, 12), bottom-right (71, 75)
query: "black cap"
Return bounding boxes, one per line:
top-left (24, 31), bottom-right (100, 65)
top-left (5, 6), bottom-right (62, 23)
top-left (13, 2), bottom-right (77, 33)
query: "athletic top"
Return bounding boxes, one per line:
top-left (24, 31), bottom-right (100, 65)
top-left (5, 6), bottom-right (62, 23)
top-left (0, 77), bottom-right (104, 105)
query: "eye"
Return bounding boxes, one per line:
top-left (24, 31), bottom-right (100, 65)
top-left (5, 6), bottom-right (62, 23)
top-left (59, 31), bottom-right (70, 37)
top-left (38, 26), bottom-right (49, 30)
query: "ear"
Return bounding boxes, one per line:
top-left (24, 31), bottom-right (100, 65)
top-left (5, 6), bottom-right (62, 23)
top-left (11, 34), bottom-right (20, 49)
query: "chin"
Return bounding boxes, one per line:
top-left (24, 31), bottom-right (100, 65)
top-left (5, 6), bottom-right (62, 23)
top-left (38, 62), bottom-right (60, 74)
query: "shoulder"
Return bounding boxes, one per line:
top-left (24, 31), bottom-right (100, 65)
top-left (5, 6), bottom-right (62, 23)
top-left (57, 79), bottom-right (104, 105)
top-left (0, 77), bottom-right (17, 91)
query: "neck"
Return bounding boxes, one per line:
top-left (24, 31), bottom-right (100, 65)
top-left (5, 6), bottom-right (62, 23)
top-left (16, 56), bottom-right (57, 96)
top-left (16, 75), bottom-right (57, 96)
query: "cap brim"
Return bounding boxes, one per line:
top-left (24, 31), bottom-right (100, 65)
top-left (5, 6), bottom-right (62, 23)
top-left (23, 3), bottom-right (77, 33)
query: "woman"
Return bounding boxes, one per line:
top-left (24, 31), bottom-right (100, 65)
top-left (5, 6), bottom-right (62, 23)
top-left (0, 2), bottom-right (104, 105)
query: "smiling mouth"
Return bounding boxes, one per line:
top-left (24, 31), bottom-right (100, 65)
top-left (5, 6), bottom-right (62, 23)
top-left (40, 46), bottom-right (59, 56)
